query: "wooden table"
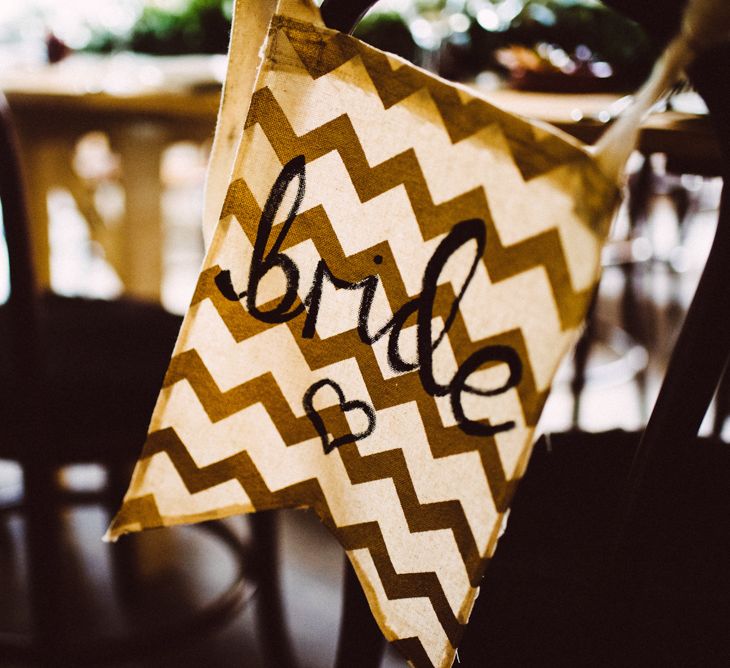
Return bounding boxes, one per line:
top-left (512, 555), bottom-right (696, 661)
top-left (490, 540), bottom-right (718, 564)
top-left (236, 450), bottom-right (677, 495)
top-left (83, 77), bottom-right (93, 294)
top-left (2, 55), bottom-right (717, 299)
top-left (480, 88), bottom-right (719, 177)
top-left (2, 54), bottom-right (222, 298)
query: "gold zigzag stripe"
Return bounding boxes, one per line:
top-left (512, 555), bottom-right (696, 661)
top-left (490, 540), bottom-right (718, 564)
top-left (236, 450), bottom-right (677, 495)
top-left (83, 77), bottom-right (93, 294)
top-left (166, 348), bottom-right (484, 586)
top-left (243, 87), bottom-right (593, 330)
top-left (269, 15), bottom-right (592, 182)
top-left (217, 175), bottom-right (549, 428)
top-left (392, 637), bottom-right (434, 668)
top-left (191, 265), bottom-right (529, 511)
top-left (133, 427), bottom-right (465, 658)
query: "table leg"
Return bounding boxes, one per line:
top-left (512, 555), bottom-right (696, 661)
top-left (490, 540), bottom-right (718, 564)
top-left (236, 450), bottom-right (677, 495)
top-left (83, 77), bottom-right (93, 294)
top-left (113, 123), bottom-right (167, 301)
top-left (17, 138), bottom-right (66, 289)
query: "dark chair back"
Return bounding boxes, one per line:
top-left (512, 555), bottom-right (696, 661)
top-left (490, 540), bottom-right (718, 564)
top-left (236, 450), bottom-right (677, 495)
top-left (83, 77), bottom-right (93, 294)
top-left (0, 92), bottom-right (39, 375)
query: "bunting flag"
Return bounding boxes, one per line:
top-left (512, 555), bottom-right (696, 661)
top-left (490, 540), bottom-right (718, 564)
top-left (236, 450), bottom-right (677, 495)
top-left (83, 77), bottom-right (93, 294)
top-left (107, 1), bottom-right (620, 665)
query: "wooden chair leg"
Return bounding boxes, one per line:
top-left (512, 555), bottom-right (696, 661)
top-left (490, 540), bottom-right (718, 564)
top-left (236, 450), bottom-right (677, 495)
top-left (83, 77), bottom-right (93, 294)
top-left (249, 511), bottom-right (299, 668)
top-left (622, 158), bottom-right (656, 352)
top-left (711, 358), bottom-right (730, 439)
top-left (106, 462), bottom-right (143, 608)
top-left (571, 296), bottom-right (597, 429)
top-left (22, 463), bottom-right (64, 665)
top-left (335, 557), bottom-right (385, 668)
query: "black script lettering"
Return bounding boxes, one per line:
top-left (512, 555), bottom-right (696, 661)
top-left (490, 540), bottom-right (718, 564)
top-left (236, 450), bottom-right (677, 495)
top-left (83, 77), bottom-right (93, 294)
top-left (215, 269), bottom-right (244, 301)
top-left (303, 378), bottom-right (376, 454)
top-left (215, 159), bottom-right (523, 441)
top-left (356, 261), bottom-right (420, 371)
top-left (450, 345), bottom-right (523, 436)
top-left (384, 299), bottom-right (420, 373)
top-left (416, 218), bottom-right (484, 397)
top-left (301, 254), bottom-right (421, 372)
top-left (302, 259), bottom-right (377, 340)
top-left (246, 154), bottom-right (307, 322)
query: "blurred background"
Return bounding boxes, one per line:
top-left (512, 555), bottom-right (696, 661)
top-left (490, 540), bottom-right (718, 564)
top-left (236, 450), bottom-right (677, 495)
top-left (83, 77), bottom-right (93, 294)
top-left (0, 1), bottom-right (724, 666)
top-left (0, 0), bottom-right (718, 426)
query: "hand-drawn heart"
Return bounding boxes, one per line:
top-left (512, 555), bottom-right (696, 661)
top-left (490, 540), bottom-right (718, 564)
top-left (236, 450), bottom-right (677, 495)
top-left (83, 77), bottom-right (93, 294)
top-left (303, 378), bottom-right (376, 454)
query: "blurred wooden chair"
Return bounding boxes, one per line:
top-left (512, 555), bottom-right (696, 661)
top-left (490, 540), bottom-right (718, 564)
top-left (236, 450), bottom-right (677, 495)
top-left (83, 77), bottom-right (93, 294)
top-left (0, 90), bottom-right (254, 665)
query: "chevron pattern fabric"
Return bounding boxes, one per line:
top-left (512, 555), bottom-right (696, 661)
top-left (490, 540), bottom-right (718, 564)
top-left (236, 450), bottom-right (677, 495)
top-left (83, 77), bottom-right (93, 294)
top-left (107, 1), bottom-right (618, 665)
